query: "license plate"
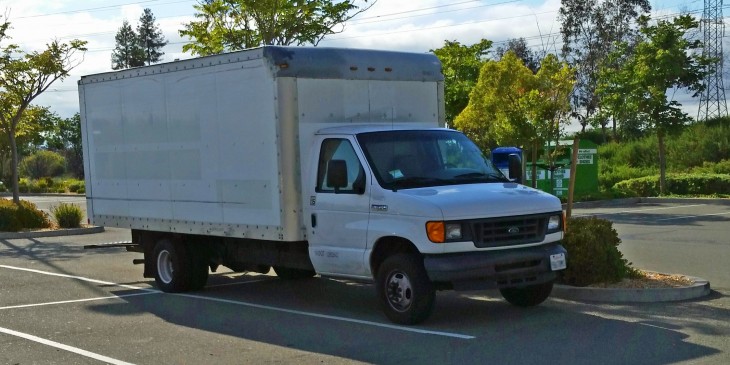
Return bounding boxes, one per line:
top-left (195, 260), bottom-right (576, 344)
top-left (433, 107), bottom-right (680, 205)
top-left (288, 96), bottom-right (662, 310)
top-left (550, 253), bottom-right (566, 271)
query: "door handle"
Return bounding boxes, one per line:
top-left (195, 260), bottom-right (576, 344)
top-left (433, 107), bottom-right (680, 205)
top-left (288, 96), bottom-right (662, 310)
top-left (311, 214), bottom-right (317, 228)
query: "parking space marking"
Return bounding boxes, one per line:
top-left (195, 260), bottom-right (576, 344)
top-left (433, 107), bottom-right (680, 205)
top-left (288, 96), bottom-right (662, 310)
top-left (0, 326), bottom-right (136, 365)
top-left (0, 292), bottom-right (159, 310)
top-left (177, 293), bottom-right (476, 340)
top-left (655, 211), bottom-right (730, 222)
top-left (574, 204), bottom-right (706, 217)
top-left (0, 264), bottom-right (475, 340)
top-left (0, 265), bottom-right (156, 292)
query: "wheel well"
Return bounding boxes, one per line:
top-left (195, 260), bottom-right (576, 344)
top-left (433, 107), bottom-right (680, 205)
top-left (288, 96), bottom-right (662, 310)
top-left (370, 236), bottom-right (420, 275)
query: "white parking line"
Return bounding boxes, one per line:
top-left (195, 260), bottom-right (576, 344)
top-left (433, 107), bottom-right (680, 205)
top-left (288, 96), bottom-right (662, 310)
top-left (574, 204), bottom-right (707, 217)
top-left (0, 326), bottom-right (136, 365)
top-left (0, 292), bottom-right (159, 310)
top-left (655, 211), bottom-right (730, 222)
top-left (0, 265), bottom-right (476, 340)
top-left (177, 293), bottom-right (476, 340)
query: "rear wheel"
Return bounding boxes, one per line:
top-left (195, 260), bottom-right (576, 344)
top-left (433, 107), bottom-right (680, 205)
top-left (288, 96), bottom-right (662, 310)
top-left (154, 239), bottom-right (192, 292)
top-left (273, 266), bottom-right (316, 280)
top-left (500, 281), bottom-right (554, 307)
top-left (376, 254), bottom-right (435, 325)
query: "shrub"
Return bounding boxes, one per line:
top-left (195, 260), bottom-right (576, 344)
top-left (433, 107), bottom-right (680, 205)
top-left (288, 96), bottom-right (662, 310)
top-left (614, 173), bottom-right (730, 196)
top-left (0, 199), bottom-right (52, 232)
top-left (67, 180), bottom-right (85, 194)
top-left (19, 150), bottom-right (66, 179)
top-left (560, 217), bottom-right (638, 287)
top-left (51, 203), bottom-right (83, 228)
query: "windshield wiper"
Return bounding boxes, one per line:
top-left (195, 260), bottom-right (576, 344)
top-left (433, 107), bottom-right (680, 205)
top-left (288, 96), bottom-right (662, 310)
top-left (454, 172), bottom-right (508, 182)
top-left (390, 176), bottom-right (449, 191)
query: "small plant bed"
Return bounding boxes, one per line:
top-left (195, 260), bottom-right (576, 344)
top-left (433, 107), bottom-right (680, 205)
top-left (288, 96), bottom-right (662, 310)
top-left (588, 271), bottom-right (695, 289)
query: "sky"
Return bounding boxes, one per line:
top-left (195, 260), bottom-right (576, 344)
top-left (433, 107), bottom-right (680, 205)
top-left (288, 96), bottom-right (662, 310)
top-left (0, 0), bottom-right (706, 121)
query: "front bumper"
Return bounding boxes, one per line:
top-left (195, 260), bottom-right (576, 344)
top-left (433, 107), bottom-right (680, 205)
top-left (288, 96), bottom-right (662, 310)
top-left (423, 243), bottom-right (567, 291)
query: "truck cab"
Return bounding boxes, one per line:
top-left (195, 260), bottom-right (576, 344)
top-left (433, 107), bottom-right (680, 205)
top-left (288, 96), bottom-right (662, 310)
top-left (306, 126), bottom-right (566, 324)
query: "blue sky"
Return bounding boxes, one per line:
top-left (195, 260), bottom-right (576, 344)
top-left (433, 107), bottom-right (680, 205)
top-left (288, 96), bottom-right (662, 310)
top-left (1, 0), bottom-right (704, 119)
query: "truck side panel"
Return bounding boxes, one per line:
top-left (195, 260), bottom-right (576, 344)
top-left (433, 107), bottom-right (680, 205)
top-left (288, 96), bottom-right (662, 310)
top-left (80, 59), bottom-right (293, 241)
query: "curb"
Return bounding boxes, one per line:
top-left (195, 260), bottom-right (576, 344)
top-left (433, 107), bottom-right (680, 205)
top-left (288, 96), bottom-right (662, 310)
top-left (552, 275), bottom-right (711, 303)
top-left (0, 226), bottom-right (105, 240)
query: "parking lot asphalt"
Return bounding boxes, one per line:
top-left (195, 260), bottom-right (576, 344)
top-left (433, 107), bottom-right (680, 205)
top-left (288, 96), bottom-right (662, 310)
top-left (1, 197), bottom-right (729, 364)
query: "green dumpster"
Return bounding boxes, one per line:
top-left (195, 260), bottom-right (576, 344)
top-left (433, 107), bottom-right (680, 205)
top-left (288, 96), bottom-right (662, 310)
top-left (526, 140), bottom-right (598, 197)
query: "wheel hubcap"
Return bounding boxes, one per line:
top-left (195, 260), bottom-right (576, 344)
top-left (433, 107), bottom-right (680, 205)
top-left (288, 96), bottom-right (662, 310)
top-left (386, 271), bottom-right (413, 311)
top-left (157, 250), bottom-right (173, 284)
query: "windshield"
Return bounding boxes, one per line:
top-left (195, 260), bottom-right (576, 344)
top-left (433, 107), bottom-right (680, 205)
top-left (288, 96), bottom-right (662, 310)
top-left (356, 129), bottom-right (508, 190)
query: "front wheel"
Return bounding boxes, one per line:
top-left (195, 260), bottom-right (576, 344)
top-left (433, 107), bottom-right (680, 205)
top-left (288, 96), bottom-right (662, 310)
top-left (500, 281), bottom-right (554, 307)
top-left (376, 254), bottom-right (435, 325)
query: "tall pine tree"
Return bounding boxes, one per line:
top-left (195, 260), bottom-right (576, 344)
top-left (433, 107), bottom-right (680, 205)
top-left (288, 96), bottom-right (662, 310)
top-left (137, 8), bottom-right (167, 65)
top-left (111, 20), bottom-right (144, 70)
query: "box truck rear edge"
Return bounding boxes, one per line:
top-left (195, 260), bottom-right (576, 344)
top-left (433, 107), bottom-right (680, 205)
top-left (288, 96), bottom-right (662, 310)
top-left (78, 46), bottom-right (567, 325)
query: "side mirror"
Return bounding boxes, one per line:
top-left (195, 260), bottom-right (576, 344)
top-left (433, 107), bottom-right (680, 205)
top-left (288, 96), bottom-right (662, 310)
top-left (327, 160), bottom-right (348, 193)
top-left (508, 153), bottom-right (522, 184)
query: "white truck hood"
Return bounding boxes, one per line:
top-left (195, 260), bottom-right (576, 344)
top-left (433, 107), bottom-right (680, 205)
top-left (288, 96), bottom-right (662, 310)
top-left (398, 183), bottom-right (562, 220)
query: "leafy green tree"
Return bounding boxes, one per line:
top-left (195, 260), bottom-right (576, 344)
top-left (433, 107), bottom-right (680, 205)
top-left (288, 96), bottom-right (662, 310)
top-left (20, 150), bottom-right (66, 179)
top-left (431, 39), bottom-right (492, 124)
top-left (0, 17), bottom-right (87, 204)
top-left (111, 20), bottom-right (145, 70)
top-left (179, 0), bottom-right (376, 56)
top-left (597, 15), bottom-right (710, 194)
top-left (454, 52), bottom-right (574, 187)
top-left (559, 0), bottom-right (651, 135)
top-left (45, 113), bottom-right (83, 178)
top-left (453, 52), bottom-right (534, 153)
top-left (137, 8), bottom-right (168, 65)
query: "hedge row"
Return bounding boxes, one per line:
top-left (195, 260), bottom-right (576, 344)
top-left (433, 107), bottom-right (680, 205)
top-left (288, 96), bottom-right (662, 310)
top-left (613, 173), bottom-right (730, 196)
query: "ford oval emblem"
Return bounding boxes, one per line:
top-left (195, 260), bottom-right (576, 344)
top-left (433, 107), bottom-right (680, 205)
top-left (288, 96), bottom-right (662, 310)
top-left (507, 226), bottom-right (520, 234)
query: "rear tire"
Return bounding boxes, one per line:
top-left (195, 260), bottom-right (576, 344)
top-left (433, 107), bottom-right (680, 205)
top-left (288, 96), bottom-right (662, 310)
top-left (500, 281), bottom-right (554, 307)
top-left (376, 254), bottom-right (435, 325)
top-left (273, 266), bottom-right (316, 280)
top-left (153, 239), bottom-right (192, 292)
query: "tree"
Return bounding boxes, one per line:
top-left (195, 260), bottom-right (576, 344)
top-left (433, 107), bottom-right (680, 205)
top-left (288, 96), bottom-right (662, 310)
top-left (137, 8), bottom-right (168, 65)
top-left (495, 38), bottom-right (541, 73)
top-left (453, 52), bottom-right (534, 153)
top-left (179, 0), bottom-right (376, 56)
top-left (597, 15), bottom-right (710, 194)
top-left (111, 20), bottom-right (144, 70)
top-left (559, 0), bottom-right (651, 136)
top-left (431, 39), bottom-right (492, 124)
top-left (0, 17), bottom-right (87, 204)
top-left (44, 112), bottom-right (83, 178)
top-left (454, 52), bottom-right (574, 187)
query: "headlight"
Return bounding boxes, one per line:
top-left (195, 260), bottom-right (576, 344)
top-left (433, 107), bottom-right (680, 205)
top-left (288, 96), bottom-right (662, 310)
top-left (426, 221), bottom-right (464, 243)
top-left (445, 223), bottom-right (462, 240)
top-left (547, 214), bottom-right (562, 233)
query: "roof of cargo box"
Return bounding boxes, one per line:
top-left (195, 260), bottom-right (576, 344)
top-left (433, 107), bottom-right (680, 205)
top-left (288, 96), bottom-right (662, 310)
top-left (78, 46), bottom-right (444, 84)
top-left (262, 46), bottom-right (443, 81)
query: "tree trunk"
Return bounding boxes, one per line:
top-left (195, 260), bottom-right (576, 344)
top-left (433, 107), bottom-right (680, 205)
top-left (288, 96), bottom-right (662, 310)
top-left (9, 129), bottom-right (20, 204)
top-left (531, 140), bottom-right (538, 188)
top-left (658, 129), bottom-right (666, 195)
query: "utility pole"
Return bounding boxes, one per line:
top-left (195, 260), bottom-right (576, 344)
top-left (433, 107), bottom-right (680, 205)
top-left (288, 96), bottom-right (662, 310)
top-left (698, 0), bottom-right (728, 121)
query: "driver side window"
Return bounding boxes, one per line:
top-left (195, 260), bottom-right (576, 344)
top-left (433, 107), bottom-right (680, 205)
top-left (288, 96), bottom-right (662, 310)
top-left (316, 138), bottom-right (365, 194)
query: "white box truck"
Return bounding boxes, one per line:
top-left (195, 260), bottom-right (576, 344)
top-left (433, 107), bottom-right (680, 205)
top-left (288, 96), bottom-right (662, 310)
top-left (78, 46), bottom-right (567, 324)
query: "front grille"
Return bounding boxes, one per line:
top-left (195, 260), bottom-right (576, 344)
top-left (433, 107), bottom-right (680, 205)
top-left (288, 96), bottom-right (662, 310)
top-left (471, 214), bottom-right (547, 248)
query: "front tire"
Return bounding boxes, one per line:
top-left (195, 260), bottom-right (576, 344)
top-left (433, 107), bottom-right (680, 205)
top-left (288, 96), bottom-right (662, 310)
top-left (500, 281), bottom-right (554, 307)
top-left (153, 240), bottom-right (192, 292)
top-left (376, 254), bottom-right (435, 325)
